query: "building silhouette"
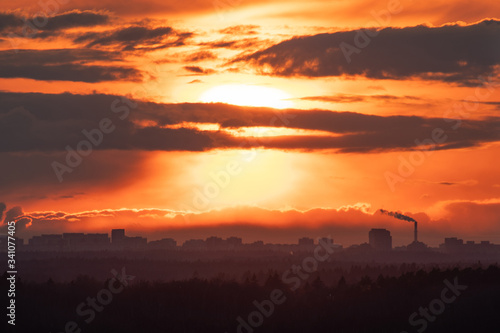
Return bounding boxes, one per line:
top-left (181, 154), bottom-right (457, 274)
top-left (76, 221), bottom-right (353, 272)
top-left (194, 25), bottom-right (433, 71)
top-left (440, 237), bottom-right (498, 253)
top-left (149, 238), bottom-right (177, 249)
top-left (369, 228), bottom-right (392, 251)
top-left (111, 229), bottom-right (126, 244)
top-left (11, 227), bottom-right (500, 256)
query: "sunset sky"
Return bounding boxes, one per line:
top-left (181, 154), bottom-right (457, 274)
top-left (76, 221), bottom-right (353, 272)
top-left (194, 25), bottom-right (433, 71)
top-left (1, 0), bottom-right (499, 246)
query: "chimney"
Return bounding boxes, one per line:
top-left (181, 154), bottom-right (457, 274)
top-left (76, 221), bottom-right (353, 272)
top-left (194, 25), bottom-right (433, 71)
top-left (414, 221), bottom-right (418, 243)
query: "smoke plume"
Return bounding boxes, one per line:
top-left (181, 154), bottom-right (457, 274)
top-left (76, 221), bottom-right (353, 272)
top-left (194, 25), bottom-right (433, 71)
top-left (379, 209), bottom-right (417, 223)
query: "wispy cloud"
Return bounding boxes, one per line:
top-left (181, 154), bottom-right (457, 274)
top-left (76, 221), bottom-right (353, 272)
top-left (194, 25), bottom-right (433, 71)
top-left (74, 25), bottom-right (193, 51)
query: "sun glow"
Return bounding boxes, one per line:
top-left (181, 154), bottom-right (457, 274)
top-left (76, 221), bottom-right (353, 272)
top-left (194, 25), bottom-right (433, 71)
top-left (191, 149), bottom-right (298, 209)
top-left (200, 84), bottom-right (294, 109)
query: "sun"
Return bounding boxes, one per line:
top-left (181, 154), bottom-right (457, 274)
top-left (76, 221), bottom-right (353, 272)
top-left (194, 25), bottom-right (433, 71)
top-left (199, 84), bottom-right (294, 109)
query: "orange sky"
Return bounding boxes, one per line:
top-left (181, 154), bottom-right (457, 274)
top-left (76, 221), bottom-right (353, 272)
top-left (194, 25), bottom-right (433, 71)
top-left (1, 0), bottom-right (499, 246)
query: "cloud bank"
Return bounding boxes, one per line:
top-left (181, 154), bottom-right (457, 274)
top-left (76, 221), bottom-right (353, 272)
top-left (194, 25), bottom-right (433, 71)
top-left (1, 92), bottom-right (500, 153)
top-left (235, 20), bottom-right (500, 85)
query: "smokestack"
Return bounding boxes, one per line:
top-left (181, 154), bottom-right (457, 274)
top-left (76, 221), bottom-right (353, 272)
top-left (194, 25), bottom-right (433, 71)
top-left (379, 209), bottom-right (419, 243)
top-left (414, 221), bottom-right (418, 243)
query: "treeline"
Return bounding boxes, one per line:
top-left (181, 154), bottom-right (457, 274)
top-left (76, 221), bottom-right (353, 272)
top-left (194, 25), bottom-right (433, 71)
top-left (2, 265), bottom-right (500, 332)
top-left (11, 255), bottom-right (485, 283)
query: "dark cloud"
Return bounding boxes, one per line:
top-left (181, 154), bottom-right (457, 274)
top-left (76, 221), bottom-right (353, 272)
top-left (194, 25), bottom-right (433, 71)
top-left (298, 94), bottom-right (424, 104)
top-left (1, 206), bottom-right (32, 233)
top-left (429, 180), bottom-right (477, 186)
top-left (1, 92), bottom-right (500, 154)
top-left (0, 49), bottom-right (142, 82)
top-left (469, 100), bottom-right (500, 110)
top-left (75, 25), bottom-right (192, 51)
top-left (0, 48), bottom-right (120, 63)
top-left (4, 206), bottom-right (23, 223)
top-left (0, 93), bottom-right (227, 153)
top-left (57, 193), bottom-right (84, 199)
top-left (183, 66), bottom-right (215, 74)
top-left (0, 10), bottom-right (109, 36)
top-left (0, 0), bottom-right (283, 18)
top-left (234, 20), bottom-right (500, 85)
top-left (0, 12), bottom-right (22, 32)
top-left (184, 51), bottom-right (217, 62)
top-left (0, 206), bottom-right (33, 236)
top-left (201, 37), bottom-right (263, 50)
top-left (37, 10), bottom-right (109, 31)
